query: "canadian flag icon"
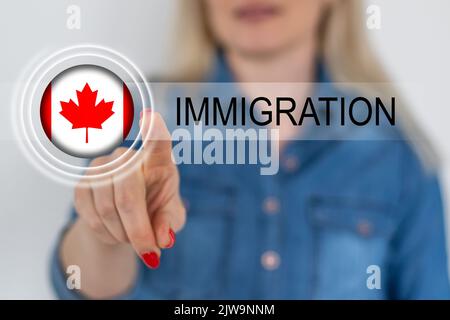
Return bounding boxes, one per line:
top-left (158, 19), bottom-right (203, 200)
top-left (40, 65), bottom-right (134, 158)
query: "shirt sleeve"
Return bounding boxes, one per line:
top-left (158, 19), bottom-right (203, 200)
top-left (388, 145), bottom-right (450, 299)
top-left (50, 210), bottom-right (148, 300)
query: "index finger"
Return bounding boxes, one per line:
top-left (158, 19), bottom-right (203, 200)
top-left (140, 109), bottom-right (173, 167)
top-left (113, 158), bottom-right (160, 269)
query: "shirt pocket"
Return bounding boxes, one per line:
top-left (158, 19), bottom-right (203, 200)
top-left (147, 177), bottom-right (236, 299)
top-left (307, 196), bottom-right (395, 299)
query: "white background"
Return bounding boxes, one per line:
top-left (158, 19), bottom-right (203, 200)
top-left (0, 0), bottom-right (449, 299)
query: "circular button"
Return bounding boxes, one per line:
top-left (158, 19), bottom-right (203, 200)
top-left (261, 250), bottom-right (280, 271)
top-left (263, 197), bottom-right (280, 215)
top-left (357, 219), bottom-right (373, 237)
top-left (283, 156), bottom-right (299, 172)
top-left (40, 65), bottom-right (135, 158)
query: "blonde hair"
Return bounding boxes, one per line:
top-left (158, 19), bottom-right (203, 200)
top-left (166, 0), bottom-right (438, 167)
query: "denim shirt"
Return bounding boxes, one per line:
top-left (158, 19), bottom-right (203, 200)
top-left (51, 56), bottom-right (450, 299)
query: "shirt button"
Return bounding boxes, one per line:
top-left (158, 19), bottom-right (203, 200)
top-left (263, 197), bottom-right (280, 215)
top-left (357, 219), bottom-right (373, 237)
top-left (261, 250), bottom-right (280, 271)
top-left (283, 156), bottom-right (299, 172)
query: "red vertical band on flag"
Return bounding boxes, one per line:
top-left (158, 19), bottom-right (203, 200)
top-left (122, 83), bottom-right (134, 141)
top-left (40, 83), bottom-right (52, 140)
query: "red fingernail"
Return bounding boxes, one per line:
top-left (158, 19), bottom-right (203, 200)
top-left (141, 251), bottom-right (160, 269)
top-left (165, 228), bottom-right (176, 248)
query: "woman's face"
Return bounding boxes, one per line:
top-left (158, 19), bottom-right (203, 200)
top-left (204, 0), bottom-right (331, 57)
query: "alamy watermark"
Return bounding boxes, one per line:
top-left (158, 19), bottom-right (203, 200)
top-left (366, 265), bottom-right (382, 290)
top-left (66, 5), bottom-right (81, 30)
top-left (171, 122), bottom-right (280, 176)
top-left (66, 265), bottom-right (81, 290)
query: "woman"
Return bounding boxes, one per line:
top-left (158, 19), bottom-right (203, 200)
top-left (52, 0), bottom-right (450, 299)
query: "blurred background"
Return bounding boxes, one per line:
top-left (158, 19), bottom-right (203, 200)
top-left (0, 0), bottom-right (449, 299)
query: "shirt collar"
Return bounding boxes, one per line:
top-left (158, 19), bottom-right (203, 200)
top-left (207, 51), bottom-right (235, 83)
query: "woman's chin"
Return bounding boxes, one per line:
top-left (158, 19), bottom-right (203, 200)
top-left (231, 42), bottom-right (289, 58)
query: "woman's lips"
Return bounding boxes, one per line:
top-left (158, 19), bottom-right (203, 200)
top-left (234, 4), bottom-right (281, 23)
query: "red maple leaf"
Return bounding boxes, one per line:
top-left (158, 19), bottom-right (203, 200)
top-left (59, 83), bottom-right (115, 143)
